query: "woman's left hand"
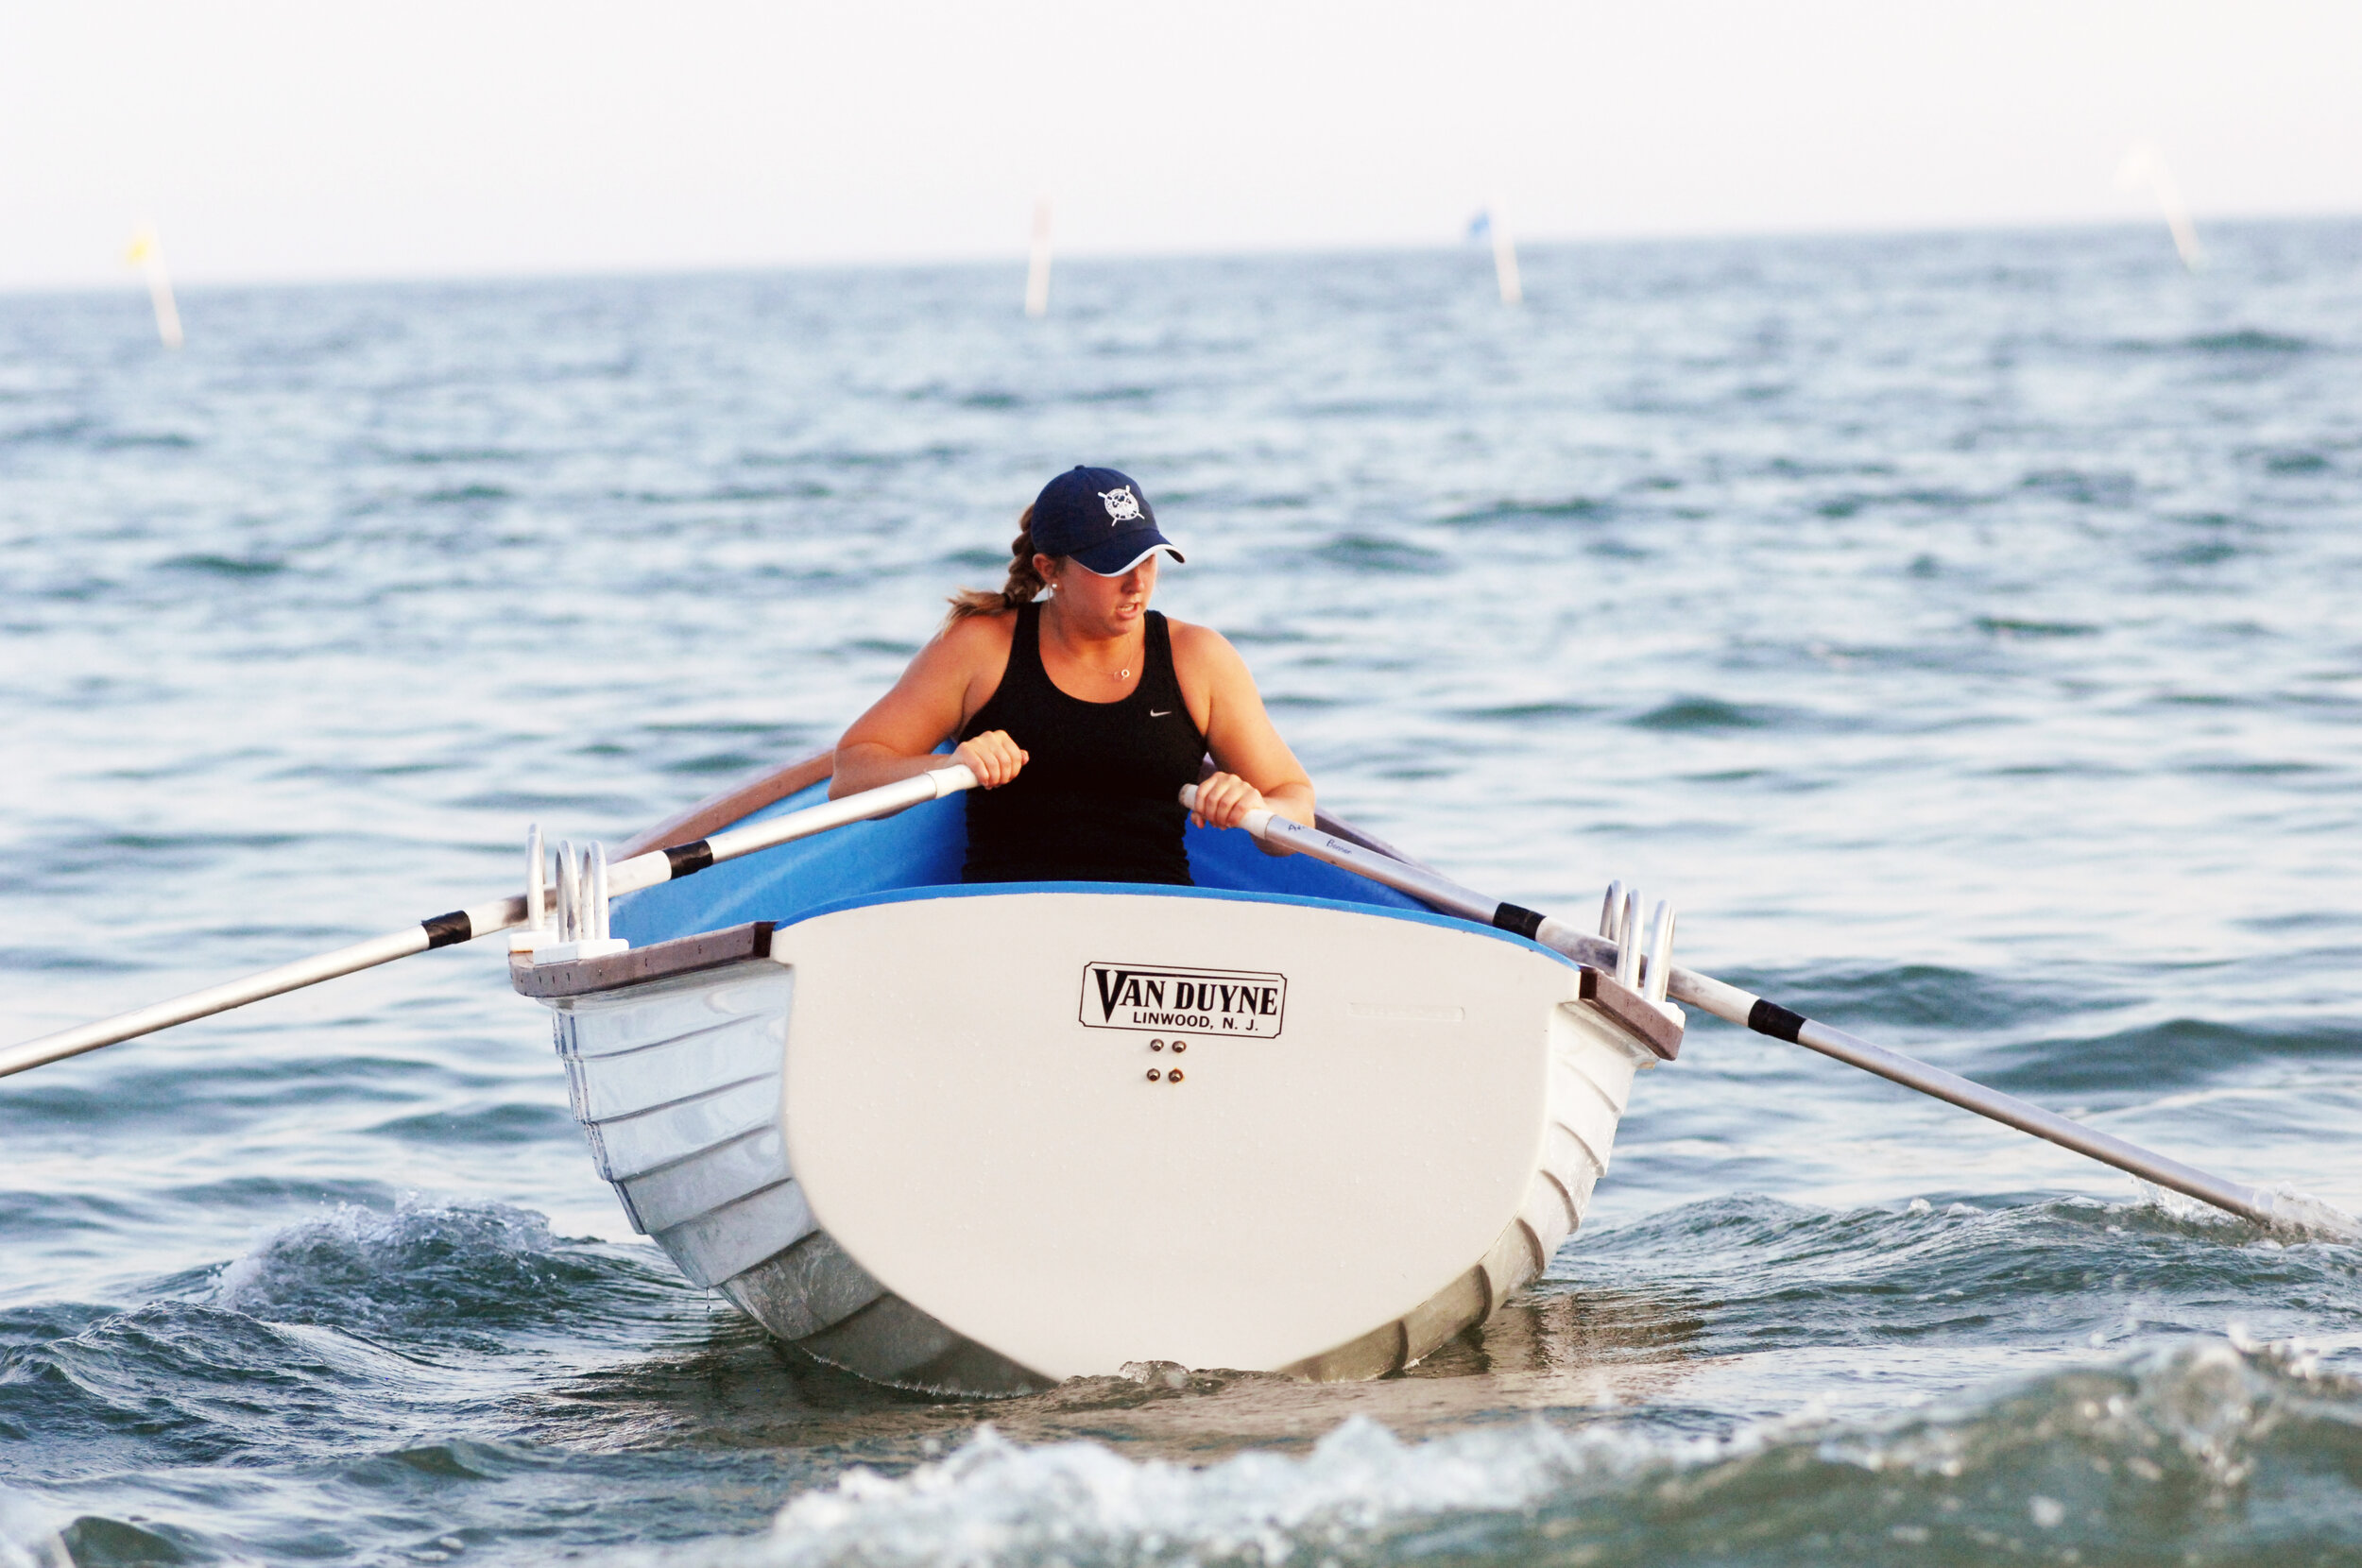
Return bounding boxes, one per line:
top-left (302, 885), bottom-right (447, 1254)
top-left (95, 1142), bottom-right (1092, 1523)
top-left (1190, 771), bottom-right (1267, 830)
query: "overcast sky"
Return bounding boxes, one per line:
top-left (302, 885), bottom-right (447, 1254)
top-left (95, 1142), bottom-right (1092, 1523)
top-left (4, 0), bottom-right (2356, 290)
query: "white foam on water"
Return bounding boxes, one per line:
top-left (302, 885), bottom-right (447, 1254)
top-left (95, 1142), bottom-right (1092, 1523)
top-left (2263, 1184), bottom-right (2362, 1244)
top-left (693, 1334), bottom-right (2360, 1568)
top-left (2131, 1177), bottom-right (2362, 1244)
top-left (0, 1493), bottom-right (67, 1568)
top-left (732, 1414), bottom-right (1718, 1568)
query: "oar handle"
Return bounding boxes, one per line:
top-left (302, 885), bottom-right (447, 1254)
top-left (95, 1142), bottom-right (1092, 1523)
top-left (0, 764), bottom-right (979, 1081)
top-left (1181, 782), bottom-right (2295, 1233)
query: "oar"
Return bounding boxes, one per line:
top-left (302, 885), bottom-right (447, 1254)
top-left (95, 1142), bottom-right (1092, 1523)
top-left (1180, 783), bottom-right (2342, 1236)
top-left (0, 765), bottom-right (979, 1081)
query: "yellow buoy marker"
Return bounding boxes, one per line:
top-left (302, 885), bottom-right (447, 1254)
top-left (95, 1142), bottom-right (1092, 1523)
top-left (125, 226), bottom-right (184, 349)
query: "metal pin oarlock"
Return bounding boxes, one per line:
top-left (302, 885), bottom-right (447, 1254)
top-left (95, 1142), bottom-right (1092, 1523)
top-left (590, 844), bottom-right (610, 942)
top-left (556, 841), bottom-right (580, 942)
top-left (1616, 889), bottom-right (1644, 988)
top-left (1644, 900), bottom-right (1676, 1003)
top-left (524, 825), bottom-right (546, 931)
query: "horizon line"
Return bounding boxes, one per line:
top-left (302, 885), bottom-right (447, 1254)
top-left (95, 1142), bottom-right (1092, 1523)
top-left (5, 209), bottom-right (2358, 300)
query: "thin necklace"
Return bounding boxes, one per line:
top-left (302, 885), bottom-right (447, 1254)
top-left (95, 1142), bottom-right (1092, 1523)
top-left (1048, 609), bottom-right (1137, 680)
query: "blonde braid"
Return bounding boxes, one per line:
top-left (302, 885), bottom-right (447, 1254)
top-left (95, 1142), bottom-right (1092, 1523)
top-left (945, 506), bottom-right (1053, 623)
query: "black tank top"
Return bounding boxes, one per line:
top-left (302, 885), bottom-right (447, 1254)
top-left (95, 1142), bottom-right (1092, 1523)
top-left (959, 603), bottom-right (1207, 885)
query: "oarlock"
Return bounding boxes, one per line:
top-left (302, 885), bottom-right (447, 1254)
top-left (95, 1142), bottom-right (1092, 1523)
top-left (517, 831), bottom-right (627, 964)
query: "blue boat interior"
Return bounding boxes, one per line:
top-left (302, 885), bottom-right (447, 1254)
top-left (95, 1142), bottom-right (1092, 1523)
top-left (613, 775), bottom-right (1443, 948)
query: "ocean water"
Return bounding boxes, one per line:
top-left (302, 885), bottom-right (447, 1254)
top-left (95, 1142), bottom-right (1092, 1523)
top-left (4, 222), bottom-right (2361, 1564)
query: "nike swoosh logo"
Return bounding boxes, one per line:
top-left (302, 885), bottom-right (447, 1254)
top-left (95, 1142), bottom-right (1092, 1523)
top-left (1150, 709), bottom-right (1173, 718)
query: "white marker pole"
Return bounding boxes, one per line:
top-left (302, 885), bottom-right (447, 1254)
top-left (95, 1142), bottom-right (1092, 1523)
top-left (1489, 197), bottom-right (1522, 306)
top-left (126, 227), bottom-right (184, 349)
top-left (2115, 143), bottom-right (2204, 272)
top-left (1024, 197), bottom-right (1053, 318)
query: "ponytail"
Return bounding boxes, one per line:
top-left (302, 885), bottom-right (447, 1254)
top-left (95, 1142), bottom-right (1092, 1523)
top-left (945, 505), bottom-right (1053, 624)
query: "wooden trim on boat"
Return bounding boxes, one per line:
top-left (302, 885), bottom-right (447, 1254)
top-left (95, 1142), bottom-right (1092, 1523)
top-left (1578, 967), bottom-right (1684, 1061)
top-left (617, 749), bottom-right (837, 859)
top-left (512, 921), bottom-right (777, 999)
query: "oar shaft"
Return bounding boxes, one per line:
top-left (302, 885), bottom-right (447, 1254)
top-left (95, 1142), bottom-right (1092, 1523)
top-left (5, 929), bottom-right (423, 1079)
top-left (1657, 973), bottom-right (2274, 1226)
top-left (0, 891), bottom-right (528, 1080)
top-left (2, 765), bottom-right (976, 1081)
top-left (1801, 1016), bottom-right (2268, 1223)
top-left (1188, 785), bottom-right (2277, 1229)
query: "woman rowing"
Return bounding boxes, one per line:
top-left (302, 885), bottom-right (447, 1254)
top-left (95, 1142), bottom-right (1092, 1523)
top-left (830, 466), bottom-right (1313, 884)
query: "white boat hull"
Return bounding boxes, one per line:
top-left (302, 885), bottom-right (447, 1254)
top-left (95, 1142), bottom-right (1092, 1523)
top-left (530, 885), bottom-right (1668, 1392)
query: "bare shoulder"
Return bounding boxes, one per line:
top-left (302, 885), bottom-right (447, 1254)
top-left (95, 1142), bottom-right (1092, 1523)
top-left (926, 606), bottom-right (1018, 673)
top-left (1165, 617), bottom-right (1250, 679)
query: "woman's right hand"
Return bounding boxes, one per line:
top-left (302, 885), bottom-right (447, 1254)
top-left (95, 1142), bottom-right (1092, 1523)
top-left (952, 730), bottom-right (1029, 789)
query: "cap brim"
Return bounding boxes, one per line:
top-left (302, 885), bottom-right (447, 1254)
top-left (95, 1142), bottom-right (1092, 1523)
top-left (1069, 533), bottom-right (1185, 576)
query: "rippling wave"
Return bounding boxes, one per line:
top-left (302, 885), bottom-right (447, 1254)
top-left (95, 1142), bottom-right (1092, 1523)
top-left (720, 1341), bottom-right (2362, 1568)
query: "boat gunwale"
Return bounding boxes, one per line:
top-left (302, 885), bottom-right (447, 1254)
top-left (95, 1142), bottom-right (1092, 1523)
top-left (764, 879), bottom-right (1586, 967)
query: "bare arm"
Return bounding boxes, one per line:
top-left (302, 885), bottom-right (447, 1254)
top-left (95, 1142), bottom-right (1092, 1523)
top-left (1172, 622), bottom-right (1313, 849)
top-left (830, 617), bottom-right (1029, 798)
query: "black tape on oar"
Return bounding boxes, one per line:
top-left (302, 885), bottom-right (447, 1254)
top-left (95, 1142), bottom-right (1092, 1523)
top-left (663, 841), bottom-right (715, 878)
top-left (420, 911), bottom-right (473, 949)
top-left (1490, 902), bottom-right (1547, 940)
top-left (1747, 997), bottom-right (1807, 1042)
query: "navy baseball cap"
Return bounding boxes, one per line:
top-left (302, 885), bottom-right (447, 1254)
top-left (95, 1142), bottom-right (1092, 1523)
top-left (1029, 466), bottom-right (1186, 576)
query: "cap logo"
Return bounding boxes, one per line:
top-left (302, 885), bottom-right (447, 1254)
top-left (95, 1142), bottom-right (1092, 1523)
top-left (1099, 486), bottom-right (1143, 525)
